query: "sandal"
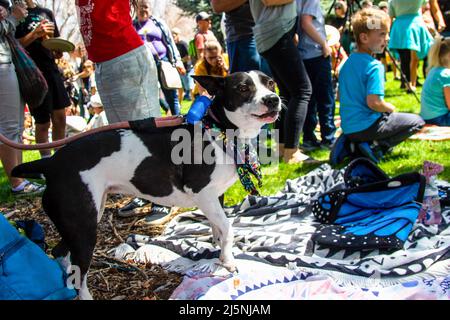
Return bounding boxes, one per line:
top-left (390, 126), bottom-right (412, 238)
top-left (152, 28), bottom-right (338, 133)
top-left (11, 180), bottom-right (45, 197)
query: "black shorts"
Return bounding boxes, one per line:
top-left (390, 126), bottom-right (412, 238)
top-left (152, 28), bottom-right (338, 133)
top-left (31, 68), bottom-right (71, 124)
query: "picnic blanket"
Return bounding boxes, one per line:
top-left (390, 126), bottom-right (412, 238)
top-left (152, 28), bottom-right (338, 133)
top-left (114, 165), bottom-right (450, 299)
top-left (409, 125), bottom-right (450, 141)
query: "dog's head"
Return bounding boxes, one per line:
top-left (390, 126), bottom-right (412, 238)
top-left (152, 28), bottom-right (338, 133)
top-left (192, 71), bottom-right (281, 139)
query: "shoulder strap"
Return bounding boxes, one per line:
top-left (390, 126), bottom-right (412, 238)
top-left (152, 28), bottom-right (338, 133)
top-left (150, 16), bottom-right (176, 65)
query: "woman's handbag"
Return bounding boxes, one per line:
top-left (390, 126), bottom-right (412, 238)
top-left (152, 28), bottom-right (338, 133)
top-left (5, 34), bottom-right (48, 110)
top-left (262, 0), bottom-right (294, 7)
top-left (158, 59), bottom-right (183, 90)
top-left (148, 17), bottom-right (183, 90)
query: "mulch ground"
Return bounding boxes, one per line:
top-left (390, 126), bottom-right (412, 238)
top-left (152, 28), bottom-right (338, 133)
top-left (1, 195), bottom-right (184, 300)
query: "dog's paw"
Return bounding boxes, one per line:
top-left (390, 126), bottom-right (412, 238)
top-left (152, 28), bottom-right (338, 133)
top-left (221, 260), bottom-right (238, 273)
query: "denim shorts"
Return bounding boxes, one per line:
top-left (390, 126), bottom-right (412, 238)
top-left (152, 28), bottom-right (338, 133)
top-left (0, 63), bottom-right (24, 143)
top-left (95, 45), bottom-right (161, 123)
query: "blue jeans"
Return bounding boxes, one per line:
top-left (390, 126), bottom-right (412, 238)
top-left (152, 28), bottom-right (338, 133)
top-left (303, 56), bottom-right (337, 144)
top-left (425, 112), bottom-right (450, 126)
top-left (181, 68), bottom-right (194, 98)
top-left (227, 37), bottom-right (272, 76)
top-left (157, 57), bottom-right (181, 115)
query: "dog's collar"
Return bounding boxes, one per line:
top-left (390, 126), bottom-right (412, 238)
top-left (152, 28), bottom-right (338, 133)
top-left (201, 108), bottom-right (262, 196)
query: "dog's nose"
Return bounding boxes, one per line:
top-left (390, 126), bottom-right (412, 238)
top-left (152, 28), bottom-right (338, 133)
top-left (262, 94), bottom-right (280, 110)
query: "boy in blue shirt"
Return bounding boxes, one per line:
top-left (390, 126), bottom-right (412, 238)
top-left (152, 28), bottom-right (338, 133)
top-left (339, 8), bottom-right (424, 155)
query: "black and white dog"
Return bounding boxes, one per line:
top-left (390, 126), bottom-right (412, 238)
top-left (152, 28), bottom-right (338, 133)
top-left (12, 71), bottom-right (281, 299)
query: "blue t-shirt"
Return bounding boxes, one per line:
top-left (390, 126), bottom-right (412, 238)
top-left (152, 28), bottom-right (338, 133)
top-left (339, 53), bottom-right (384, 134)
top-left (420, 67), bottom-right (450, 120)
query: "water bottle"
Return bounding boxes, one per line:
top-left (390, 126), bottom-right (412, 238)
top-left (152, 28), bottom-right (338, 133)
top-left (186, 95), bottom-right (212, 125)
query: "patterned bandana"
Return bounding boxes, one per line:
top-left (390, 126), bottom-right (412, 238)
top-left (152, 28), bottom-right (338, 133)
top-left (202, 112), bottom-right (262, 196)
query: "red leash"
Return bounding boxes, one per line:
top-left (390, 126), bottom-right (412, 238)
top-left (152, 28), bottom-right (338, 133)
top-left (0, 116), bottom-right (185, 151)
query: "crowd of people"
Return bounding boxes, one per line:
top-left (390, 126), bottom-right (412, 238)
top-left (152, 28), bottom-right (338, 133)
top-left (0, 0), bottom-right (449, 222)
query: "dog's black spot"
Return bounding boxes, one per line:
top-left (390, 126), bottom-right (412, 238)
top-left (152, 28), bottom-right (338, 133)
top-left (132, 126), bottom-right (216, 196)
top-left (51, 130), bottom-right (123, 174)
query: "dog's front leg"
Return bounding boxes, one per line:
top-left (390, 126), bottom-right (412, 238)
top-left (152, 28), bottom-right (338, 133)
top-left (195, 192), bottom-right (236, 272)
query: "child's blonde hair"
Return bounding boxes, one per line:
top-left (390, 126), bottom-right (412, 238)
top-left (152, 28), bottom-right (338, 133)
top-left (351, 8), bottom-right (390, 44)
top-left (427, 37), bottom-right (450, 72)
top-left (204, 40), bottom-right (223, 54)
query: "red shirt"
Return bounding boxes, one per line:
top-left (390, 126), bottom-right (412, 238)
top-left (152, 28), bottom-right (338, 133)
top-left (76, 0), bottom-right (143, 63)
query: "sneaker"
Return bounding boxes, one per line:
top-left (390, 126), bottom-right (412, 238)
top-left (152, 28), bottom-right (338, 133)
top-left (141, 205), bottom-right (172, 225)
top-left (11, 180), bottom-right (45, 197)
top-left (117, 197), bottom-right (151, 218)
top-left (301, 140), bottom-right (321, 151)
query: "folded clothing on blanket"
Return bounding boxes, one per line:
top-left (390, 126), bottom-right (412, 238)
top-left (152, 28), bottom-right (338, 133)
top-left (311, 158), bottom-right (426, 251)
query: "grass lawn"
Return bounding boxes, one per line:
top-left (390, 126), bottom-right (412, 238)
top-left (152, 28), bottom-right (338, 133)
top-left (1, 70), bottom-right (449, 207)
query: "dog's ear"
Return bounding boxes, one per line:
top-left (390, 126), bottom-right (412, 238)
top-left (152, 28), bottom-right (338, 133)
top-left (191, 75), bottom-right (225, 97)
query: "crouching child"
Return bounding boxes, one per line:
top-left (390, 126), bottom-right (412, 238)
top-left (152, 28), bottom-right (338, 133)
top-left (338, 8), bottom-right (424, 156)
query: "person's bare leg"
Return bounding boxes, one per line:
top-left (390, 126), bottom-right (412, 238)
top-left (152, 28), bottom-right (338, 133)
top-left (283, 147), bottom-right (311, 164)
top-left (178, 88), bottom-right (184, 102)
top-left (0, 144), bottom-right (23, 188)
top-left (410, 50), bottom-right (419, 89)
top-left (35, 122), bottom-right (51, 158)
top-left (51, 108), bottom-right (66, 145)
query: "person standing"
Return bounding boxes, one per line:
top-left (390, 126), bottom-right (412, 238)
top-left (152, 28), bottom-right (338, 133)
top-left (388, 0), bottom-right (434, 92)
top-left (16, 0), bottom-right (70, 158)
top-left (133, 0), bottom-right (185, 116)
top-left (172, 27), bottom-right (194, 101)
top-left (75, 0), bottom-right (169, 224)
top-left (0, 1), bottom-right (44, 195)
top-left (193, 11), bottom-right (218, 63)
top-left (248, 0), bottom-right (313, 164)
top-left (297, 0), bottom-right (337, 151)
top-left (75, 0), bottom-right (160, 123)
top-left (211, 0), bottom-right (270, 75)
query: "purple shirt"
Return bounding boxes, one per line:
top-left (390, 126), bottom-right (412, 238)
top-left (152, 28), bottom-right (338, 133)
top-left (133, 18), bottom-right (167, 59)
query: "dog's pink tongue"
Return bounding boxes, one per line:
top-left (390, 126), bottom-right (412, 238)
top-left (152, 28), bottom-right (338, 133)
top-left (260, 112), bottom-right (279, 123)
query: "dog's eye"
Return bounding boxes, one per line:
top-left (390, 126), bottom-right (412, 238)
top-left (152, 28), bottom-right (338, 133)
top-left (238, 84), bottom-right (249, 92)
top-left (267, 80), bottom-right (275, 89)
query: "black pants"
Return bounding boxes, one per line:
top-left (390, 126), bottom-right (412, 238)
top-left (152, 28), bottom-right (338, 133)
top-left (347, 112), bottom-right (425, 149)
top-left (398, 49), bottom-right (411, 84)
top-left (260, 26), bottom-right (312, 148)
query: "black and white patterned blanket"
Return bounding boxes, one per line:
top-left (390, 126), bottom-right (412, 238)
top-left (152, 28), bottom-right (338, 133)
top-left (115, 165), bottom-right (450, 288)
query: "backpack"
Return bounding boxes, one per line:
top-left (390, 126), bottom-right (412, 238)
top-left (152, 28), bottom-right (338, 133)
top-left (188, 32), bottom-right (207, 66)
top-left (311, 158), bottom-right (426, 252)
top-left (188, 38), bottom-right (197, 62)
top-left (0, 214), bottom-right (77, 300)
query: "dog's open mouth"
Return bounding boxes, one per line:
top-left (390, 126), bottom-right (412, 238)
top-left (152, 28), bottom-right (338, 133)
top-left (251, 111), bottom-right (279, 122)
